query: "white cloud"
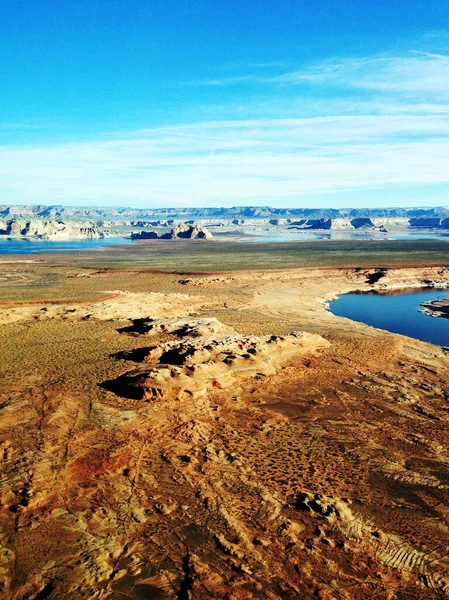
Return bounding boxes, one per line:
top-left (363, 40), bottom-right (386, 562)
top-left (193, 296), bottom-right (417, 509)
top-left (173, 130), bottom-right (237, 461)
top-left (273, 54), bottom-right (449, 98)
top-left (2, 36), bottom-right (449, 207)
top-left (1, 114), bottom-right (449, 206)
top-left (192, 49), bottom-right (449, 100)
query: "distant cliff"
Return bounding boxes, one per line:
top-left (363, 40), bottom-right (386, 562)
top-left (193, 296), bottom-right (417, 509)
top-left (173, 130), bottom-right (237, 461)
top-left (2, 204), bottom-right (449, 221)
top-left (0, 219), bottom-right (104, 239)
top-left (1, 206), bottom-right (449, 235)
top-left (409, 217), bottom-right (449, 229)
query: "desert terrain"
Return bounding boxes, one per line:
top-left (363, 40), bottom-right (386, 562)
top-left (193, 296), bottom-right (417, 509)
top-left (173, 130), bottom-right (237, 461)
top-left (0, 249), bottom-right (449, 599)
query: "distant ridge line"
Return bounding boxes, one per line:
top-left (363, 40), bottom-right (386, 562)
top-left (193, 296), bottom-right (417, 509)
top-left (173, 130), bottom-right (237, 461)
top-left (1, 204), bottom-right (449, 220)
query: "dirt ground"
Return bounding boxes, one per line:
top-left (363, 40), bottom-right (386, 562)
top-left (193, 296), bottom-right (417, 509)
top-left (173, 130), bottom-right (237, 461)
top-left (0, 260), bottom-right (449, 599)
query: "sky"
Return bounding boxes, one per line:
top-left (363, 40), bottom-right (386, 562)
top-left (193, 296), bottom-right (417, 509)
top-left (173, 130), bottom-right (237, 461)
top-left (1, 0), bottom-right (449, 209)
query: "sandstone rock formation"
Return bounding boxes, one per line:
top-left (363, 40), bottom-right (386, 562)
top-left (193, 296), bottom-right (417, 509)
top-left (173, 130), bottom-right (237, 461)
top-left (2, 265), bottom-right (449, 598)
top-left (420, 298), bottom-right (449, 320)
top-left (164, 222), bottom-right (213, 239)
top-left (288, 218), bottom-right (332, 230)
top-left (130, 230), bottom-right (159, 240)
top-left (2, 203), bottom-right (449, 223)
top-left (0, 218), bottom-right (104, 239)
top-left (130, 220), bottom-right (169, 227)
top-left (410, 217), bottom-right (449, 229)
top-left (0, 291), bottom-right (210, 325)
top-left (285, 217), bottom-right (396, 231)
top-left (103, 328), bottom-right (330, 401)
top-left (350, 217), bottom-right (375, 229)
top-left (131, 222), bottom-right (213, 240)
top-left (117, 316), bottom-right (236, 338)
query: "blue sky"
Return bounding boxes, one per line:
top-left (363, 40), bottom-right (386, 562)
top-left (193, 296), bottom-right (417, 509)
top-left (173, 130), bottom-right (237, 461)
top-left (1, 0), bottom-right (449, 208)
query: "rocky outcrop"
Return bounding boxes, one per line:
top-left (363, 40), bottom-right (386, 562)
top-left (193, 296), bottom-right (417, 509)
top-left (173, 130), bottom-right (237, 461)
top-left (130, 230), bottom-right (159, 240)
top-left (3, 265), bottom-right (449, 599)
top-left (420, 299), bottom-right (449, 320)
top-left (0, 291), bottom-right (210, 325)
top-left (130, 220), bottom-right (169, 227)
top-left (117, 316), bottom-right (235, 338)
top-left (0, 219), bottom-right (103, 239)
top-left (131, 222), bottom-right (213, 240)
top-left (165, 222), bottom-right (213, 239)
top-left (350, 217), bottom-right (375, 229)
top-left (409, 217), bottom-right (449, 229)
top-left (103, 328), bottom-right (330, 401)
top-left (288, 218), bottom-right (332, 230)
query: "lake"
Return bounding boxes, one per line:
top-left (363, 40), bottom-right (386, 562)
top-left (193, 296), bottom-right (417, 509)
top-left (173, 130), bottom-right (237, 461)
top-left (0, 237), bottom-right (133, 255)
top-left (1, 231), bottom-right (449, 253)
top-left (238, 231), bottom-right (449, 243)
top-left (329, 288), bottom-right (449, 346)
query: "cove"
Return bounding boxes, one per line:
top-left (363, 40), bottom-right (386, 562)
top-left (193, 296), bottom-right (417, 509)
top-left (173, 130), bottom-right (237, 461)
top-left (329, 288), bottom-right (449, 347)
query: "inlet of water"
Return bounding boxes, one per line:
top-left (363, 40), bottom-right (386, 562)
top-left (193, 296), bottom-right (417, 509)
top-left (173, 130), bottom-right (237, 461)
top-left (329, 288), bottom-right (449, 346)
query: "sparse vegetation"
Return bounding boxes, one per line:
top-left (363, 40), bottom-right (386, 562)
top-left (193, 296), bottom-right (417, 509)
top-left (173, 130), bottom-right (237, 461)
top-left (1, 257), bottom-right (449, 598)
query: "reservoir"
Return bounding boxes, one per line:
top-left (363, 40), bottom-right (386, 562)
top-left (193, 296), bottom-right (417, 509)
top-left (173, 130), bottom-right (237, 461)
top-left (1, 231), bottom-right (449, 253)
top-left (329, 288), bottom-right (449, 347)
top-left (0, 237), bottom-right (133, 255)
top-left (239, 231), bottom-right (449, 243)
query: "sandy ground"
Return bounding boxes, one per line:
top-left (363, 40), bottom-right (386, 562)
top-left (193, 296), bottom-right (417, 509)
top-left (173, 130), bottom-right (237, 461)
top-left (0, 263), bottom-right (449, 599)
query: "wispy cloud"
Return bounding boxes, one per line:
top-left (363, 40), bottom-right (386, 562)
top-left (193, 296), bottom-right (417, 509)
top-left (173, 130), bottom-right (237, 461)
top-left (192, 50), bottom-right (449, 99)
top-left (1, 113), bottom-right (448, 206)
top-left (2, 35), bottom-right (449, 207)
top-left (273, 54), bottom-right (449, 97)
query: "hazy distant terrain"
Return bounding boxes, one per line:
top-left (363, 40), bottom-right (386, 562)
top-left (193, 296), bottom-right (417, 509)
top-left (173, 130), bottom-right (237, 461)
top-left (2, 205), bottom-right (449, 242)
top-left (2, 203), bottom-right (449, 220)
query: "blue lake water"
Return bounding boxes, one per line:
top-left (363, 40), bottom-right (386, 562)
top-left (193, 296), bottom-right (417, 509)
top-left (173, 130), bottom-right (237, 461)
top-left (329, 288), bottom-right (449, 346)
top-left (2, 231), bottom-right (449, 251)
top-left (239, 231), bottom-right (449, 243)
top-left (0, 237), bottom-right (133, 255)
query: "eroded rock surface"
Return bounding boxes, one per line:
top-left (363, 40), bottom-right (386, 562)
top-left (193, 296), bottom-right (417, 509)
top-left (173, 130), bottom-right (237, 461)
top-left (0, 291), bottom-right (210, 325)
top-left (166, 222), bottom-right (213, 239)
top-left (0, 218), bottom-right (104, 239)
top-left (117, 316), bottom-right (236, 338)
top-left (0, 265), bottom-right (449, 599)
top-left (420, 298), bottom-right (449, 320)
top-left (131, 222), bottom-right (213, 240)
top-left (104, 327), bottom-right (330, 401)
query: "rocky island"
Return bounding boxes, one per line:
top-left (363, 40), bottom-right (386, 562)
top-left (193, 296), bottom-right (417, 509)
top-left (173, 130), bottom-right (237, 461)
top-left (420, 298), bottom-right (449, 319)
top-left (131, 222), bottom-right (213, 240)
